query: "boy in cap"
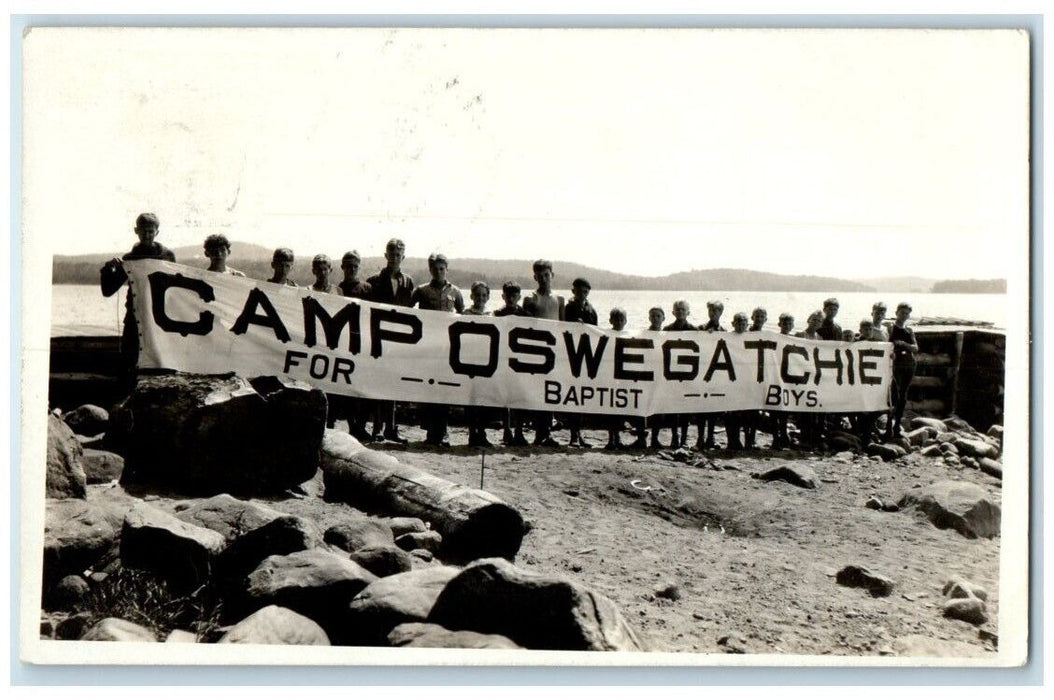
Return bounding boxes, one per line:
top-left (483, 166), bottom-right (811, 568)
top-left (818, 298), bottom-right (842, 340)
top-left (267, 248), bottom-right (298, 287)
top-left (523, 260), bottom-right (565, 447)
top-left (310, 254), bottom-right (342, 295)
top-left (203, 234), bottom-right (245, 276)
top-left (412, 253), bottom-right (465, 447)
top-left (338, 250), bottom-right (373, 299)
top-left (367, 238), bottom-right (416, 443)
top-left (100, 212), bottom-right (177, 382)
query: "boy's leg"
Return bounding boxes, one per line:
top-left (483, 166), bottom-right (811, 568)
top-left (383, 401), bottom-right (407, 443)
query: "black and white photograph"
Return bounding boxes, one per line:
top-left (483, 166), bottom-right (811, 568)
top-left (17, 22), bottom-right (1031, 668)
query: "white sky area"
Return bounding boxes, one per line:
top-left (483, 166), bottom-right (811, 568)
top-left (23, 27), bottom-right (1029, 279)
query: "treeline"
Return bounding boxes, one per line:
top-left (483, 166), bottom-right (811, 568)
top-left (52, 255), bottom-right (880, 292)
top-left (931, 279), bottom-right (1007, 294)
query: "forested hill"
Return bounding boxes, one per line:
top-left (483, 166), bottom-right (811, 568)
top-left (931, 279), bottom-right (1007, 294)
top-left (51, 246), bottom-right (1003, 293)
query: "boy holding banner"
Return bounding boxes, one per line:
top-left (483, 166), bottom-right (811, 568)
top-left (367, 239), bottom-right (415, 443)
top-left (523, 260), bottom-right (564, 447)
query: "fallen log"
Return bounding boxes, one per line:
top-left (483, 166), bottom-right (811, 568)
top-left (319, 431), bottom-right (525, 563)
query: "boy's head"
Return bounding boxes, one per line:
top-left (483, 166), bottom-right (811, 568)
top-left (571, 277), bottom-right (591, 301)
top-left (672, 300), bottom-right (690, 320)
top-left (203, 234), bottom-right (231, 264)
top-left (532, 260), bottom-right (554, 291)
top-left (859, 319), bottom-right (874, 337)
top-left (778, 313), bottom-right (794, 334)
top-left (707, 300), bottom-right (724, 320)
top-left (823, 298), bottom-right (840, 319)
top-left (732, 312), bottom-right (749, 333)
top-left (134, 212), bottom-right (160, 245)
top-left (807, 310), bottom-right (824, 329)
top-left (470, 281), bottom-right (490, 306)
top-left (648, 306), bottom-right (665, 329)
top-left (871, 301), bottom-right (887, 323)
top-left (842, 329), bottom-right (857, 342)
top-left (271, 247), bottom-right (294, 279)
top-left (896, 302), bottom-right (912, 321)
top-left (312, 254), bottom-right (332, 281)
top-left (428, 253), bottom-right (449, 283)
top-left (609, 307), bottom-right (627, 331)
top-left (501, 281), bottom-right (522, 306)
top-left (385, 239), bottom-right (406, 270)
top-left (341, 250), bottom-right (361, 278)
top-left (751, 307), bottom-right (767, 328)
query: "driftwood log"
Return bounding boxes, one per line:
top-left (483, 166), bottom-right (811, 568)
top-left (319, 431), bottom-right (525, 562)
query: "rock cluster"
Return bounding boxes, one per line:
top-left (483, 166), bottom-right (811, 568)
top-left (40, 381), bottom-right (640, 651)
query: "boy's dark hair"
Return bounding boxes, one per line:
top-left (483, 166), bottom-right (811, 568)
top-left (824, 297), bottom-right (840, 308)
top-left (135, 213), bottom-right (160, 229)
top-left (610, 307), bottom-right (626, 320)
top-left (572, 277), bottom-right (591, 291)
top-left (470, 281), bottom-right (489, 295)
top-left (752, 307), bottom-right (767, 317)
top-left (649, 306), bottom-right (664, 316)
top-left (272, 247), bottom-right (294, 263)
top-left (312, 253), bottom-right (331, 267)
top-left (341, 250), bottom-right (361, 266)
top-left (778, 312), bottom-right (794, 322)
top-left (385, 238), bottom-right (406, 254)
top-left (733, 312), bottom-right (749, 323)
top-left (203, 234), bottom-right (231, 252)
top-left (502, 281), bottom-right (521, 297)
top-left (897, 302), bottom-right (912, 312)
top-left (532, 259), bottom-right (553, 275)
top-left (872, 301), bottom-right (887, 311)
top-left (707, 300), bottom-right (724, 311)
top-left (428, 253), bottom-right (449, 269)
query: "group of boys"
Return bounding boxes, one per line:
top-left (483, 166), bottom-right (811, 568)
top-left (102, 213), bottom-right (918, 452)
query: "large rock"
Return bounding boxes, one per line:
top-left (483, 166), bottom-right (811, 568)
top-left (835, 565), bottom-right (895, 597)
top-left (428, 558), bottom-right (646, 652)
top-left (903, 427), bottom-right (934, 447)
top-left (943, 597), bottom-right (989, 625)
top-left (244, 549), bottom-right (377, 638)
top-left (343, 565), bottom-right (462, 646)
top-left (80, 618), bottom-right (157, 642)
top-left (348, 545), bottom-right (413, 578)
top-left (952, 436), bottom-right (1000, 461)
top-left (388, 622), bottom-right (522, 649)
top-left (987, 425), bottom-right (1004, 440)
top-left (49, 575), bottom-right (91, 611)
top-left (978, 458), bottom-right (1003, 480)
top-left (120, 502), bottom-right (226, 589)
top-left (175, 494), bottom-right (322, 578)
top-left (81, 449), bottom-right (125, 484)
top-left (911, 417), bottom-right (948, 433)
top-left (943, 579), bottom-right (989, 602)
top-left (219, 605), bottom-right (330, 645)
top-left (321, 431), bottom-right (525, 561)
top-left (111, 373), bottom-right (326, 495)
top-left (47, 414), bottom-right (87, 499)
top-left (43, 498), bottom-right (130, 587)
top-left (753, 465), bottom-right (820, 489)
top-left (63, 404), bottom-right (110, 437)
top-left (866, 443), bottom-right (903, 462)
top-left (898, 481), bottom-right (1001, 539)
top-left (324, 516), bottom-right (395, 553)
top-left (395, 530), bottom-right (443, 554)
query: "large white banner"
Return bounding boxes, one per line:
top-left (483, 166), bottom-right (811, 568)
top-left (127, 260), bottom-right (892, 416)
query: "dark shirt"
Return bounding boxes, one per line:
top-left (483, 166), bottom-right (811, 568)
top-left (411, 280), bottom-right (465, 312)
top-left (890, 324), bottom-right (918, 366)
top-left (701, 320), bottom-right (726, 332)
top-left (100, 242), bottom-right (177, 323)
top-left (494, 305), bottom-right (530, 317)
top-left (367, 268), bottom-right (415, 306)
top-left (338, 279), bottom-right (373, 299)
top-left (818, 318), bottom-right (843, 341)
top-left (565, 298), bottom-right (598, 325)
top-left (663, 319), bottom-right (697, 331)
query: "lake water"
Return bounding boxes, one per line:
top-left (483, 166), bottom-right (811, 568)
top-left (51, 284), bottom-right (1007, 336)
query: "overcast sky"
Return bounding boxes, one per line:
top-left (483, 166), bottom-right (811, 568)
top-left (23, 27), bottom-right (1029, 279)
